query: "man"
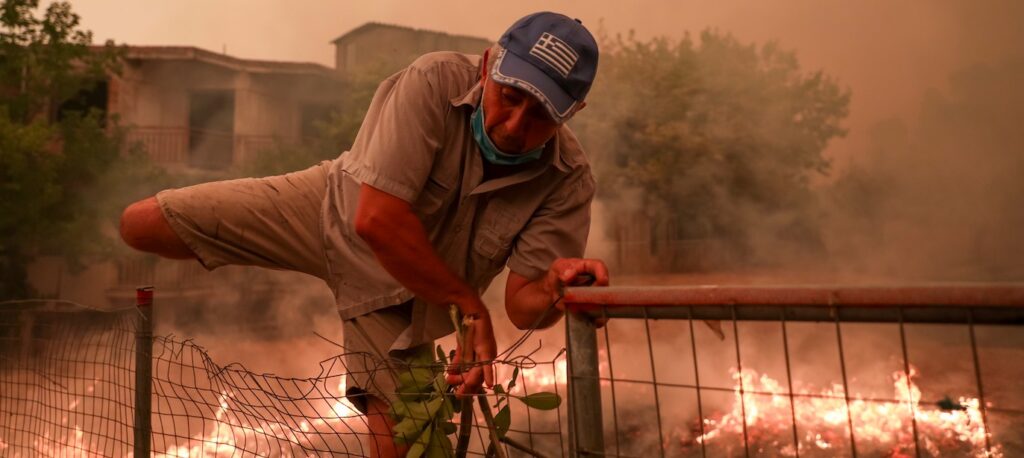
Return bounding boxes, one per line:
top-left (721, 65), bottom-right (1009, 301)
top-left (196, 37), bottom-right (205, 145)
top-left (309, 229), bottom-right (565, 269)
top-left (119, 11), bottom-right (608, 456)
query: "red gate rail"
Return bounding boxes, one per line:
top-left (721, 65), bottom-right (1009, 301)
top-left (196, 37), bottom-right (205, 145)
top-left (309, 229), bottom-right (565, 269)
top-left (564, 284), bottom-right (1024, 324)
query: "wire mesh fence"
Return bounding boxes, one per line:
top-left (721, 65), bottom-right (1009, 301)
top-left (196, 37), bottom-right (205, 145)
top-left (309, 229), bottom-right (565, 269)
top-left (5, 284), bottom-right (1024, 457)
top-left (562, 284), bottom-right (1024, 458)
top-left (0, 291), bottom-right (570, 457)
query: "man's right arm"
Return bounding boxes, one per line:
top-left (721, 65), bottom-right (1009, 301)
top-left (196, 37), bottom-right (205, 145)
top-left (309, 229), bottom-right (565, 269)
top-left (355, 183), bottom-right (496, 393)
top-left (119, 196), bottom-right (196, 260)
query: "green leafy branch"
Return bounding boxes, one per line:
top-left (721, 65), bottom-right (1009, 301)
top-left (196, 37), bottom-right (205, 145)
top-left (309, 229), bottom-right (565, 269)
top-left (390, 305), bottom-right (562, 458)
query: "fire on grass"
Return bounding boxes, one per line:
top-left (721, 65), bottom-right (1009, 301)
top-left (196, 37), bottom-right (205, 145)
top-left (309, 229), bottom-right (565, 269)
top-left (691, 366), bottom-right (999, 457)
top-left (0, 358), bottom-right (574, 457)
top-left (0, 377), bottom-right (365, 458)
top-left (155, 385), bottom-right (364, 458)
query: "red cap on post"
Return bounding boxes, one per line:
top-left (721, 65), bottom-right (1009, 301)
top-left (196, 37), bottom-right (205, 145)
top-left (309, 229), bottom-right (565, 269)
top-left (136, 286), bottom-right (154, 307)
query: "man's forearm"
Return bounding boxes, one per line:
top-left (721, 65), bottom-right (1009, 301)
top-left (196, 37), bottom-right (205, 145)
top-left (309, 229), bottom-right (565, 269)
top-left (505, 275), bottom-right (564, 330)
top-left (504, 259), bottom-right (609, 330)
top-left (355, 186), bottom-right (486, 316)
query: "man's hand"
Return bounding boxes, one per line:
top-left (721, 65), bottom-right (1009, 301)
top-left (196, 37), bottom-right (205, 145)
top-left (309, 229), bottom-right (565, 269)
top-left (504, 258), bottom-right (610, 330)
top-left (544, 258), bottom-right (610, 306)
top-left (445, 310), bottom-right (497, 396)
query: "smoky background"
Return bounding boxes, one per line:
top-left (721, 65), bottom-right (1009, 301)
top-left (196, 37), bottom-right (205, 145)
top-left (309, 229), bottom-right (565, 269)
top-left (28, 0), bottom-right (1020, 382)
top-left (7, 2), bottom-right (1023, 454)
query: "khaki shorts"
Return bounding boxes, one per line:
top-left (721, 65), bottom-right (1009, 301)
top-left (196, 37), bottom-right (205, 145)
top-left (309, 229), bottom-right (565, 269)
top-left (156, 161), bottom-right (425, 414)
top-left (341, 301), bottom-right (435, 414)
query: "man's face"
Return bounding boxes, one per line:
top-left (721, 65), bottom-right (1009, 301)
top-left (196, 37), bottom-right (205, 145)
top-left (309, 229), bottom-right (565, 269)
top-left (480, 68), bottom-right (562, 155)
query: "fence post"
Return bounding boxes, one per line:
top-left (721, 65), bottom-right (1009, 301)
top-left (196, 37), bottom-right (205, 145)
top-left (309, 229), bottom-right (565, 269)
top-left (566, 310), bottom-right (605, 456)
top-left (134, 286), bottom-right (154, 458)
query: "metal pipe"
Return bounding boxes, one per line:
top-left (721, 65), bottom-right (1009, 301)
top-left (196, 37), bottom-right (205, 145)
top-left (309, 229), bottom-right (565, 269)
top-left (566, 311), bottom-right (605, 456)
top-left (134, 286), bottom-right (154, 458)
top-left (564, 284), bottom-right (1024, 306)
top-left (564, 285), bottom-right (1024, 324)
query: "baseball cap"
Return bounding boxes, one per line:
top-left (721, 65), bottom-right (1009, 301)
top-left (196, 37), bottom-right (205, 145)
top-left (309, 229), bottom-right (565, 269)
top-left (492, 12), bottom-right (599, 123)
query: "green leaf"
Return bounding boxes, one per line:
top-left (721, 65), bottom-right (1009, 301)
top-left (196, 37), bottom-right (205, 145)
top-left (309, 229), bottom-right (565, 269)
top-left (408, 345), bottom-right (437, 365)
top-left (426, 424), bottom-right (455, 458)
top-left (432, 372), bottom-right (449, 394)
top-left (492, 384), bottom-right (506, 408)
top-left (436, 345), bottom-right (448, 366)
top-left (493, 404), bottom-right (511, 439)
top-left (404, 422), bottom-right (433, 458)
top-left (397, 367), bottom-right (436, 388)
top-left (517, 392), bottom-right (562, 410)
top-left (440, 421), bottom-right (458, 435)
top-left (394, 397), bottom-right (445, 424)
top-left (393, 417), bottom-right (423, 445)
top-left (509, 367), bottom-right (520, 390)
top-left (397, 385), bottom-right (430, 402)
top-left (424, 441), bottom-right (449, 458)
top-left (438, 394), bottom-right (455, 420)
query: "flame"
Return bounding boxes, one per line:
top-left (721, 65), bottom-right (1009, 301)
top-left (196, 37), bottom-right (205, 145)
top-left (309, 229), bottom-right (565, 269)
top-left (4, 357), bottom-right (1007, 456)
top-left (694, 366), bottom-right (1001, 457)
top-left (329, 379), bottom-right (361, 419)
top-left (0, 380), bottom-right (364, 457)
top-left (29, 426), bottom-right (109, 458)
top-left (155, 386), bottom-right (365, 457)
top-left (513, 359), bottom-right (568, 393)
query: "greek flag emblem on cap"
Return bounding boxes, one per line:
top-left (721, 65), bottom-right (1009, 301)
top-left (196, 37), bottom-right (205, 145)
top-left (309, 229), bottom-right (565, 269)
top-left (529, 32), bottom-right (579, 77)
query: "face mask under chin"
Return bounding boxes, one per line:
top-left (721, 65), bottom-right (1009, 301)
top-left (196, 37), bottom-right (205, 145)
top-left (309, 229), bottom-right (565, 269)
top-left (471, 102), bottom-right (546, 166)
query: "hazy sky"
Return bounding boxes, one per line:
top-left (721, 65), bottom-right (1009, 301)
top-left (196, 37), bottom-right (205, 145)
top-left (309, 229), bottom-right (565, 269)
top-left (72, 0), bottom-right (1023, 166)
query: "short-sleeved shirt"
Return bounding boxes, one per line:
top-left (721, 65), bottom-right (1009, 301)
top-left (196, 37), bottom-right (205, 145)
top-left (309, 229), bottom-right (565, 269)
top-left (322, 51), bottom-right (595, 349)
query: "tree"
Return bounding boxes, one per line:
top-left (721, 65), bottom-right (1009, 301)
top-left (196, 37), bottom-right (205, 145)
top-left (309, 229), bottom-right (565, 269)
top-left (572, 30), bottom-right (850, 267)
top-left (0, 0), bottom-right (163, 298)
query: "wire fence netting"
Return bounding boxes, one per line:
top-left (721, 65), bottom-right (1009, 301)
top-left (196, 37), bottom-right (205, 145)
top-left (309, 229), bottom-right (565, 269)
top-left (0, 300), bottom-right (569, 457)
top-left (570, 304), bottom-right (1024, 458)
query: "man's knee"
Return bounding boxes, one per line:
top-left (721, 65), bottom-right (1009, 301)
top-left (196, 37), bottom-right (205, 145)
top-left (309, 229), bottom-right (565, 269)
top-left (120, 196), bottom-right (195, 259)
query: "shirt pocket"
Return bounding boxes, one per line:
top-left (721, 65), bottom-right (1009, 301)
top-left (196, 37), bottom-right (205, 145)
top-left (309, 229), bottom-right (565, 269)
top-left (469, 204), bottom-right (520, 288)
top-left (412, 175), bottom-right (454, 227)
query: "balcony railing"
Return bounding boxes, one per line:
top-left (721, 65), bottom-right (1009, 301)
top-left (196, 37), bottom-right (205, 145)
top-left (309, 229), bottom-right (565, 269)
top-left (125, 127), bottom-right (300, 170)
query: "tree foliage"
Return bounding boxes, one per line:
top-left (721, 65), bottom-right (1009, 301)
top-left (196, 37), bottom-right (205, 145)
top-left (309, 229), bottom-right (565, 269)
top-left (573, 30), bottom-right (850, 264)
top-left (1, 0), bottom-right (120, 122)
top-left (0, 0), bottom-right (163, 298)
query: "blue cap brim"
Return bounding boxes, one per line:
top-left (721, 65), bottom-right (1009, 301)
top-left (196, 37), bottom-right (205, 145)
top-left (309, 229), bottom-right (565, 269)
top-left (492, 49), bottom-right (576, 122)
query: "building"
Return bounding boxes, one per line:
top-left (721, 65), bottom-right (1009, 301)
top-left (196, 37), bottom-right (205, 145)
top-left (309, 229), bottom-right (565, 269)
top-left (107, 46), bottom-right (340, 170)
top-left (332, 22), bottom-right (490, 78)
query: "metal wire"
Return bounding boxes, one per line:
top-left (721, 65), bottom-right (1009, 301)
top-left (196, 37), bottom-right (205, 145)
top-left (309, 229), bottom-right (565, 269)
top-left (897, 307), bottom-right (922, 458)
top-left (687, 306), bottom-right (707, 458)
top-left (0, 300), bottom-right (568, 457)
top-left (780, 307), bottom-right (800, 458)
top-left (601, 307), bottom-right (622, 457)
top-left (562, 285), bottom-right (1024, 457)
top-left (641, 307), bottom-right (666, 458)
top-left (731, 305), bottom-right (751, 458)
top-left (968, 308), bottom-right (994, 454)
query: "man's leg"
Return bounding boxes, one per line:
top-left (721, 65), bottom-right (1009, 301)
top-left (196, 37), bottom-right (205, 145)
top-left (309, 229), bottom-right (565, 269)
top-left (343, 303), bottom-right (434, 457)
top-left (120, 196), bottom-right (196, 259)
top-left (120, 161), bottom-right (332, 279)
top-left (365, 395), bottom-right (405, 458)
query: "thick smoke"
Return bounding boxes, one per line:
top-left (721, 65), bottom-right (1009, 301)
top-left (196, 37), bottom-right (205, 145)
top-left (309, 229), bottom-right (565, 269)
top-left (823, 58), bottom-right (1024, 282)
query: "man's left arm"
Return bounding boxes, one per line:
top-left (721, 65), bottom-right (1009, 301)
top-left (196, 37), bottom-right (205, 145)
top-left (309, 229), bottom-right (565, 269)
top-left (503, 172), bottom-right (609, 330)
